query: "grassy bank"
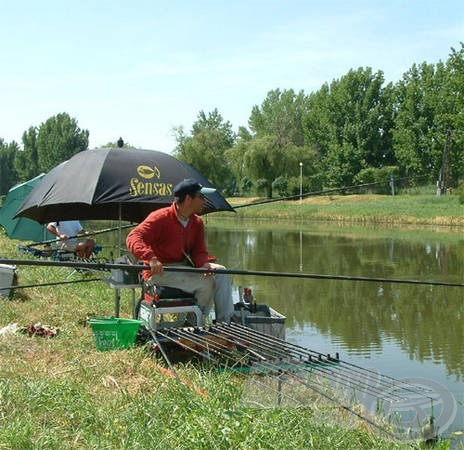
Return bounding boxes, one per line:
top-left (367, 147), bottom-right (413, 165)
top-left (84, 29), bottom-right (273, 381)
top-left (0, 232), bottom-right (451, 449)
top-left (223, 193), bottom-right (464, 227)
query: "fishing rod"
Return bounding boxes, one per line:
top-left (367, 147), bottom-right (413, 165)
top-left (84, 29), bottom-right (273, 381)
top-left (167, 266), bottom-right (464, 287)
top-left (1, 258), bottom-right (463, 288)
top-left (156, 323), bottom-right (413, 440)
top-left (25, 223), bottom-right (135, 247)
top-left (232, 175), bottom-right (426, 209)
top-left (0, 277), bottom-right (102, 292)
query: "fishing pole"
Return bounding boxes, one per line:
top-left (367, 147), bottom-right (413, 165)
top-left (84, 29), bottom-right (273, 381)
top-left (0, 277), bottom-right (102, 292)
top-left (193, 267), bottom-right (464, 287)
top-left (25, 223), bottom-right (135, 247)
top-left (1, 258), bottom-right (463, 288)
top-left (232, 175), bottom-right (426, 209)
top-left (157, 323), bottom-right (411, 440)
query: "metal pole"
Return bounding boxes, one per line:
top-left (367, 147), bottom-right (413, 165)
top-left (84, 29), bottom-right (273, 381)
top-left (390, 174), bottom-right (395, 196)
top-left (439, 128), bottom-right (452, 196)
top-left (299, 162), bottom-right (303, 203)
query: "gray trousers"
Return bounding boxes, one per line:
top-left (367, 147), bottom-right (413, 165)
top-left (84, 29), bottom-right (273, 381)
top-left (146, 263), bottom-right (234, 322)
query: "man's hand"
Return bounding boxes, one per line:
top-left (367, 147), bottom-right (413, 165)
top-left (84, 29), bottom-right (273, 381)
top-left (79, 230), bottom-right (95, 236)
top-left (149, 258), bottom-right (163, 275)
top-left (59, 234), bottom-right (69, 241)
top-left (201, 262), bottom-right (214, 277)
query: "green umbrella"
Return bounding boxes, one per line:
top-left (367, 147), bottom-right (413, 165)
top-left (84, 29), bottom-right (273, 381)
top-left (0, 174), bottom-right (53, 242)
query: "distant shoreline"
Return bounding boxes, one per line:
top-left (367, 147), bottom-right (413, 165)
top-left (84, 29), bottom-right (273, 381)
top-left (221, 194), bottom-right (464, 228)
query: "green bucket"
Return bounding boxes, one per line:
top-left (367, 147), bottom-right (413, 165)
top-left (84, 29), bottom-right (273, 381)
top-left (88, 317), bottom-right (142, 351)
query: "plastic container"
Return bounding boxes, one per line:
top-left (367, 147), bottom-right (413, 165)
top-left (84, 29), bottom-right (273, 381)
top-left (233, 303), bottom-right (286, 340)
top-left (0, 264), bottom-right (17, 299)
top-left (88, 317), bottom-right (142, 351)
top-left (110, 256), bottom-right (140, 285)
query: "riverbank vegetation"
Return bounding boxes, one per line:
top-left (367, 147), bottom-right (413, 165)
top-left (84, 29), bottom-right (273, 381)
top-left (0, 232), bottom-right (454, 449)
top-left (223, 192), bottom-right (464, 228)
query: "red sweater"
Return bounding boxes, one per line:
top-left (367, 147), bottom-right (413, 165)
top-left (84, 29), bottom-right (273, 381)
top-left (126, 203), bottom-right (209, 277)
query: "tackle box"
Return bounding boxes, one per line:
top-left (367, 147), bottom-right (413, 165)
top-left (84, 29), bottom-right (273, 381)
top-left (233, 303), bottom-right (286, 340)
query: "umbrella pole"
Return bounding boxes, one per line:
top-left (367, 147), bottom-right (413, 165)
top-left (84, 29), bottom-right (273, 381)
top-left (118, 203), bottom-right (122, 258)
top-left (114, 203), bottom-right (122, 316)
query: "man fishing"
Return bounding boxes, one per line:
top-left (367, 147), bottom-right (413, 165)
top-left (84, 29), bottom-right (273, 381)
top-left (46, 220), bottom-right (95, 259)
top-left (126, 178), bottom-right (234, 323)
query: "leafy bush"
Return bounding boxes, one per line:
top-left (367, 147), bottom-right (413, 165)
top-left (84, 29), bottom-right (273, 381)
top-left (456, 182), bottom-right (464, 205)
top-left (255, 178), bottom-right (268, 196)
top-left (354, 166), bottom-right (399, 194)
top-left (239, 177), bottom-right (253, 195)
top-left (272, 176), bottom-right (288, 197)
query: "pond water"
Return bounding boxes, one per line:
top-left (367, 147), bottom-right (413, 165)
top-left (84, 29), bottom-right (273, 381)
top-left (203, 218), bottom-right (463, 440)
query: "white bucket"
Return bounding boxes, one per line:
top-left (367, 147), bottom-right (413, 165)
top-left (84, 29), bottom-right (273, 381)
top-left (0, 264), bottom-right (17, 299)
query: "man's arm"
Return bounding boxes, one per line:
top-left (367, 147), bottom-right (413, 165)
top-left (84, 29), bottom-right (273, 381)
top-left (46, 223), bottom-right (67, 240)
top-left (126, 220), bottom-right (157, 262)
top-left (126, 215), bottom-right (165, 276)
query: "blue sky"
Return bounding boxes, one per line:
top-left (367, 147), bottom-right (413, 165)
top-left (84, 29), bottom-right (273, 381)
top-left (1, 0), bottom-right (462, 154)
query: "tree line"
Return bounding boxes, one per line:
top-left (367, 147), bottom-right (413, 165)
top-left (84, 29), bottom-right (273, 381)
top-left (1, 43), bottom-right (463, 198)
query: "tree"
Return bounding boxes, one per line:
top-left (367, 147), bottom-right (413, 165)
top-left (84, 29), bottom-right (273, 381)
top-left (173, 109), bottom-right (236, 193)
top-left (228, 89), bottom-right (311, 197)
top-left (304, 68), bottom-right (395, 187)
top-left (36, 113), bottom-right (89, 173)
top-left (176, 45), bottom-right (464, 195)
top-left (14, 127), bottom-right (39, 182)
top-left (392, 62), bottom-right (446, 183)
top-left (0, 139), bottom-right (20, 195)
top-left (224, 133), bottom-right (250, 194)
top-left (249, 88), bottom-right (308, 147)
top-left (191, 109), bottom-right (236, 145)
top-left (438, 44), bottom-right (464, 187)
top-left (242, 136), bottom-right (281, 197)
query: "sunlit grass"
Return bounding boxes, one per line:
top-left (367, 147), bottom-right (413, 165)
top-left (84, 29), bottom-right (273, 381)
top-left (225, 193), bottom-right (464, 227)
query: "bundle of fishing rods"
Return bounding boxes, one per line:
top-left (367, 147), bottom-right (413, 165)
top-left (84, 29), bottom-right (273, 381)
top-left (152, 321), bottom-right (438, 442)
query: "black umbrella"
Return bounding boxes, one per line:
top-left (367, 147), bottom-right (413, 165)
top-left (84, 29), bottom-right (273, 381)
top-left (15, 148), bottom-right (234, 224)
